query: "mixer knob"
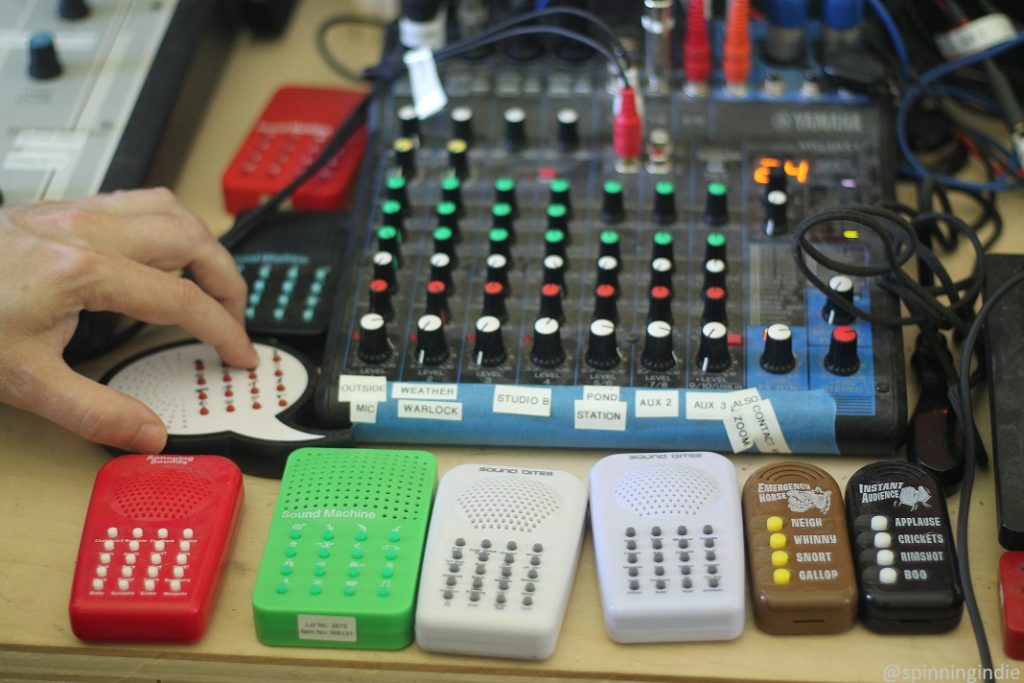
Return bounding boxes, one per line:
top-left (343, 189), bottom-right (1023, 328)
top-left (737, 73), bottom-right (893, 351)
top-left (491, 202), bottom-right (515, 238)
top-left (432, 226), bottom-right (456, 264)
top-left (649, 257), bottom-right (674, 290)
top-left (542, 254), bottom-right (566, 292)
top-left (547, 203), bottom-right (569, 238)
top-left (494, 177), bottom-right (518, 217)
top-left (530, 317), bottom-right (566, 367)
top-left (447, 138), bottom-right (469, 179)
top-left (368, 278), bottom-right (394, 321)
top-left (822, 274), bottom-right (856, 324)
top-left (425, 280), bottom-right (450, 321)
top-left (59, 0), bottom-right (91, 20)
top-left (440, 176), bottom-right (463, 216)
top-left (642, 320), bottom-right (676, 371)
top-left (436, 200), bottom-right (460, 240)
top-left (647, 285), bottom-right (673, 323)
top-left (652, 230), bottom-right (674, 264)
top-left (415, 314), bottom-right (449, 366)
top-left (488, 227), bottom-right (512, 260)
top-left (357, 313), bottom-right (392, 365)
top-left (703, 181), bottom-right (729, 226)
top-left (385, 175), bottom-right (409, 213)
top-left (549, 178), bottom-right (572, 217)
top-left (767, 166), bottom-right (787, 193)
top-left (600, 179), bottom-right (626, 223)
top-left (376, 226), bottom-right (401, 263)
top-left (585, 319), bottom-right (620, 370)
top-left (504, 107), bottom-right (527, 151)
top-left (482, 281), bottom-right (508, 322)
top-left (703, 258), bottom-right (727, 289)
top-left (485, 253), bottom-right (509, 292)
top-left (472, 316), bottom-right (507, 367)
top-left (704, 231), bottom-right (727, 263)
top-left (556, 108), bottom-right (580, 152)
top-left (451, 106), bottom-right (474, 145)
top-left (702, 286), bottom-right (728, 325)
top-left (429, 252), bottom-right (454, 291)
top-left (28, 32), bottom-right (62, 80)
top-left (596, 255), bottom-right (619, 289)
top-left (695, 322), bottom-right (731, 373)
top-left (652, 181), bottom-right (677, 224)
top-left (593, 284), bottom-right (618, 324)
top-left (824, 325), bottom-right (860, 375)
top-left (762, 190), bottom-right (789, 237)
top-left (539, 283), bottom-right (565, 322)
top-left (599, 229), bottom-right (621, 260)
top-left (544, 229), bottom-right (567, 260)
top-left (393, 136), bottom-right (416, 178)
top-left (760, 323), bottom-right (797, 374)
top-left (397, 105), bottom-right (419, 140)
top-left (381, 199), bottom-right (405, 239)
top-left (372, 251), bottom-right (398, 290)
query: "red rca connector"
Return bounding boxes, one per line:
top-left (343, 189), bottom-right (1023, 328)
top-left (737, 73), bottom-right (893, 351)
top-left (1000, 551), bottom-right (1024, 659)
top-left (723, 0), bottom-right (752, 94)
top-left (683, 0), bottom-right (711, 95)
top-left (613, 86), bottom-right (642, 174)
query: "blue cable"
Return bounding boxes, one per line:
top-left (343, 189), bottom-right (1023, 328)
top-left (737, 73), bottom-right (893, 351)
top-left (864, 0), bottom-right (910, 88)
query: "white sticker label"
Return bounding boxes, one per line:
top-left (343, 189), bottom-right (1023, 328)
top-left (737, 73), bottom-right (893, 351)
top-left (685, 391), bottom-right (730, 420)
top-left (493, 385), bottom-right (552, 417)
top-left (935, 14), bottom-right (1016, 59)
top-left (635, 390), bottom-right (680, 418)
top-left (397, 399), bottom-right (463, 421)
top-left (724, 409), bottom-right (756, 453)
top-left (392, 383), bottom-right (458, 400)
top-left (349, 401), bottom-right (378, 424)
top-left (338, 374), bottom-right (387, 402)
top-left (749, 399), bottom-right (791, 453)
top-left (583, 385), bottom-right (620, 402)
top-left (574, 400), bottom-right (627, 431)
top-left (402, 47), bottom-right (448, 119)
top-left (3, 129), bottom-right (89, 172)
top-left (298, 614), bottom-right (357, 642)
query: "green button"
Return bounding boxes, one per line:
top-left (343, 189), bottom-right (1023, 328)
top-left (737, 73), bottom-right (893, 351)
top-left (600, 230), bottom-right (619, 245)
top-left (603, 179), bottom-right (623, 194)
top-left (310, 584), bottom-right (322, 596)
top-left (314, 566), bottom-right (326, 577)
top-left (386, 175), bottom-right (406, 191)
top-left (707, 232), bottom-right (726, 247)
top-left (377, 225), bottom-right (398, 241)
top-left (382, 567), bottom-right (395, 579)
top-left (284, 547), bottom-right (297, 558)
top-left (545, 229), bottom-right (565, 244)
top-left (656, 181), bottom-right (675, 195)
top-left (378, 587), bottom-right (391, 598)
top-left (492, 202), bottom-right (511, 218)
top-left (348, 567), bottom-right (360, 578)
top-left (280, 564), bottom-right (293, 576)
top-left (385, 549), bottom-right (398, 561)
top-left (352, 548), bottom-right (364, 560)
top-left (550, 178), bottom-right (570, 193)
top-left (322, 530), bottom-right (334, 541)
top-left (276, 582), bottom-right (289, 594)
top-left (437, 201), bottom-right (457, 216)
top-left (489, 227), bottom-right (509, 243)
top-left (318, 547), bottom-right (330, 559)
top-left (245, 306), bottom-right (255, 320)
top-left (547, 203), bottom-right (567, 218)
top-left (654, 231), bottom-right (673, 246)
top-left (355, 530), bottom-right (368, 542)
top-left (388, 531), bottom-right (400, 542)
top-left (288, 530), bottom-right (301, 540)
top-left (433, 226), bottom-right (453, 242)
top-left (708, 181), bottom-right (727, 197)
top-left (272, 308), bottom-right (285, 321)
top-left (495, 177), bottom-right (515, 192)
top-left (382, 199), bottom-right (402, 215)
top-left (344, 586), bottom-right (356, 596)
top-left (441, 176), bottom-right (460, 191)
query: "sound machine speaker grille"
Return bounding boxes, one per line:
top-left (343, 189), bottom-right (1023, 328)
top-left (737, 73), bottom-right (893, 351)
top-left (613, 463), bottom-right (720, 517)
top-left (109, 461), bottom-right (214, 521)
top-left (457, 475), bottom-right (561, 533)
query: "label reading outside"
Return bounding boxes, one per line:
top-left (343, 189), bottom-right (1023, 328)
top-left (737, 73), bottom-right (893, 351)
top-left (635, 389), bottom-right (680, 418)
top-left (392, 383), bottom-right (458, 400)
top-left (298, 614), bottom-right (357, 642)
top-left (493, 385), bottom-right (552, 417)
top-left (338, 374), bottom-right (387, 402)
top-left (397, 399), bottom-right (463, 421)
top-left (574, 400), bottom-right (627, 431)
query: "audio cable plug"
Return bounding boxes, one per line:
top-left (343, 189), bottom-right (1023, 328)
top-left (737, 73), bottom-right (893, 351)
top-left (683, 0), bottom-right (711, 96)
top-left (613, 86), bottom-right (642, 174)
top-left (723, 0), bottom-right (751, 96)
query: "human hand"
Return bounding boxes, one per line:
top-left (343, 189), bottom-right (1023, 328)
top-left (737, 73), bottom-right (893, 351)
top-left (0, 188), bottom-right (258, 453)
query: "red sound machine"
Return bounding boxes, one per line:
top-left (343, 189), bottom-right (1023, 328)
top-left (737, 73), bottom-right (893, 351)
top-left (68, 455), bottom-right (243, 642)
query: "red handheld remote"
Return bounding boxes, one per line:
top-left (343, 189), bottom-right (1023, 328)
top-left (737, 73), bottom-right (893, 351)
top-left (69, 455), bottom-right (243, 642)
top-left (221, 85), bottom-right (368, 214)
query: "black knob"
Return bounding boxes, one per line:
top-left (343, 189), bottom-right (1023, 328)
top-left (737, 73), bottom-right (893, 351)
top-left (650, 257), bottom-right (674, 291)
top-left (599, 229), bottom-right (621, 260)
top-left (59, 0), bottom-right (91, 20)
top-left (539, 283), bottom-right (565, 322)
top-left (473, 316), bottom-right (507, 366)
top-left (485, 253), bottom-right (509, 292)
top-left (397, 105), bottom-right (419, 140)
top-left (415, 314), bottom-right (449, 365)
top-left (652, 181), bottom-right (677, 224)
top-left (586, 319), bottom-right (620, 370)
top-left (28, 32), bottom-right (62, 80)
top-left (368, 278), bottom-right (394, 320)
top-left (642, 320), bottom-right (676, 371)
top-left (482, 281), bottom-right (508, 322)
top-left (430, 252), bottom-right (453, 291)
top-left (703, 258), bottom-right (727, 289)
top-left (372, 250), bottom-right (398, 290)
top-left (549, 178), bottom-right (572, 217)
top-left (822, 274), bottom-right (856, 325)
top-left (593, 284), bottom-right (618, 324)
top-left (762, 190), bottom-right (788, 237)
top-left (376, 225), bottom-right (401, 263)
top-left (596, 255), bottom-right (619, 289)
top-left (647, 285), bottom-right (673, 323)
top-left (504, 107), bottom-right (527, 151)
top-left (696, 322), bottom-right (731, 373)
top-left (381, 199), bottom-right (405, 240)
top-left (488, 227), bottom-right (512, 260)
top-left (357, 313), bottom-right (392, 364)
top-left (491, 202), bottom-right (515, 239)
top-left (600, 179), bottom-right (625, 223)
top-left (441, 176), bottom-right (463, 216)
top-left (447, 138), bottom-right (469, 180)
top-left (544, 229), bottom-right (567, 260)
top-left (824, 325), bottom-right (860, 375)
top-left (542, 255), bottom-right (567, 293)
top-left (704, 232), bottom-right (727, 263)
top-left (385, 175), bottom-right (409, 213)
top-left (556, 109), bottom-right (579, 152)
top-left (530, 317), bottom-right (566, 367)
top-left (703, 181), bottom-right (729, 226)
top-left (451, 106), bottom-right (474, 145)
top-left (767, 166), bottom-right (787, 194)
top-left (547, 203), bottom-right (569, 237)
top-left (760, 323), bottom-right (796, 374)
top-left (393, 136), bottom-right (416, 178)
top-left (432, 225), bottom-right (457, 263)
top-left (425, 279), bottom-right (450, 321)
top-left (436, 200), bottom-right (459, 240)
top-left (702, 286), bottom-right (728, 324)
top-left (494, 177), bottom-right (518, 217)
top-left (652, 230), bottom-right (674, 264)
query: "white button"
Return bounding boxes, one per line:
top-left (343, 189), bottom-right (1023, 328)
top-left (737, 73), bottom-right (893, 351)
top-left (106, 527), bottom-right (118, 538)
top-left (150, 553), bottom-right (161, 565)
top-left (121, 566), bottom-right (133, 578)
top-left (157, 528), bottom-right (168, 539)
top-left (153, 540), bottom-right (165, 552)
top-left (169, 579), bottom-right (182, 592)
top-left (173, 566), bottom-right (185, 578)
top-left (176, 553), bottom-right (188, 565)
top-left (877, 549), bottom-right (895, 566)
top-left (92, 578), bottom-right (104, 591)
top-left (144, 579), bottom-right (155, 592)
top-left (99, 553), bottom-right (111, 564)
top-left (871, 515), bottom-right (889, 531)
top-left (124, 553), bottom-right (137, 565)
top-left (128, 540), bottom-right (140, 552)
top-left (880, 567), bottom-right (898, 584)
top-left (147, 566), bottom-right (159, 578)
top-left (95, 566), bottom-right (107, 578)
top-left (179, 541), bottom-right (191, 552)
top-left (873, 532), bottom-right (892, 549)
top-left (183, 528), bottom-right (194, 539)
top-left (117, 578), bottom-right (129, 591)
top-left (103, 540), bottom-right (114, 551)
top-left (132, 528), bottom-right (143, 539)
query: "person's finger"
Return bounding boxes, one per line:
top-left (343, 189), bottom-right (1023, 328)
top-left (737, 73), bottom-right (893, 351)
top-left (80, 186), bottom-right (190, 217)
top-left (4, 352), bottom-right (167, 453)
top-left (76, 251), bottom-right (259, 369)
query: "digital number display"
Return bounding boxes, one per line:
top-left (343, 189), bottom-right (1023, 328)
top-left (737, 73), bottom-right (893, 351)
top-left (753, 157), bottom-right (810, 185)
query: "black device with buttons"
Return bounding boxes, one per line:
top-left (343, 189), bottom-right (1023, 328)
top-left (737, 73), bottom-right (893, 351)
top-left (845, 461), bottom-right (963, 633)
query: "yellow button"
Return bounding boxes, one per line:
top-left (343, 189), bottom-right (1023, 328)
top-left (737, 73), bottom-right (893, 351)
top-left (769, 532), bottom-right (787, 549)
top-left (766, 516), bottom-right (784, 532)
top-left (771, 550), bottom-right (789, 567)
top-left (773, 568), bottom-right (791, 585)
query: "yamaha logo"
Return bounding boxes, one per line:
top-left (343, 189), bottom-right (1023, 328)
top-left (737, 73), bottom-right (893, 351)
top-left (771, 110), bottom-right (864, 134)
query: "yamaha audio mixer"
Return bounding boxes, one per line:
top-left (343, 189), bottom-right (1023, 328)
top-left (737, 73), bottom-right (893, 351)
top-left (313, 13), bottom-right (907, 456)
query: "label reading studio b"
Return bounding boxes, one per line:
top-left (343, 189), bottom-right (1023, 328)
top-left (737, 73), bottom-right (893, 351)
top-left (493, 386), bottom-right (552, 417)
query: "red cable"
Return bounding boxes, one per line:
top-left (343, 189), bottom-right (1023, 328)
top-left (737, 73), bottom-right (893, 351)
top-left (723, 0), bottom-right (751, 88)
top-left (684, 0), bottom-right (711, 85)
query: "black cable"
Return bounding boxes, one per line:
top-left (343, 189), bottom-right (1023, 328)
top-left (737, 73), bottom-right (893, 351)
top-left (315, 15), bottom-right (389, 82)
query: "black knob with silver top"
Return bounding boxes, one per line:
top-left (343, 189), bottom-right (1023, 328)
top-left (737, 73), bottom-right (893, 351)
top-left (556, 108), bottom-right (580, 151)
top-left (642, 320), bottom-right (675, 371)
top-left (397, 105), bottom-right (419, 139)
top-left (585, 318), bottom-right (620, 370)
top-left (703, 258), bottom-right (727, 289)
top-left (762, 189), bottom-right (788, 236)
top-left (822, 274), bottom-right (856, 324)
top-left (357, 313), bottom-right (392, 364)
top-left (530, 317), bottom-right (565, 367)
top-left (473, 315), bottom-right (506, 366)
top-left (415, 314), bottom-right (449, 365)
top-left (451, 106), bottom-right (474, 145)
top-left (504, 107), bottom-right (527, 151)
top-left (695, 322), bottom-right (731, 373)
top-left (759, 323), bottom-right (796, 374)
